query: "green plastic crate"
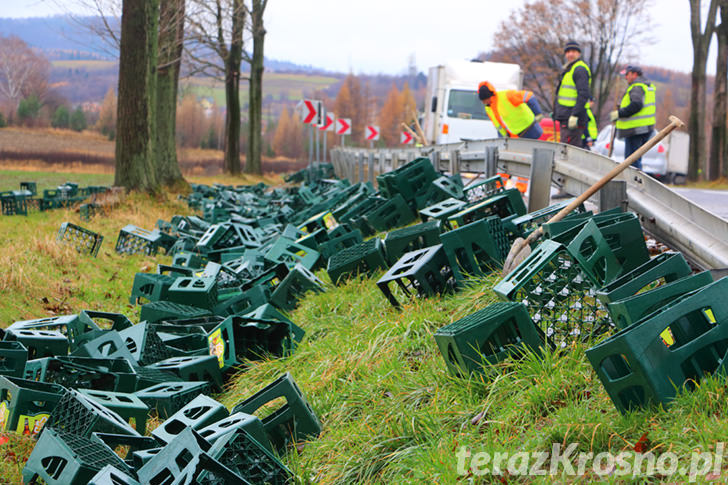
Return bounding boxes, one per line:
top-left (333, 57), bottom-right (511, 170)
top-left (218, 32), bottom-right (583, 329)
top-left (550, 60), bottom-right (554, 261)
top-left (377, 244), bottom-right (456, 309)
top-left (434, 302), bottom-right (545, 377)
top-left (151, 394), bottom-right (229, 444)
top-left (419, 198), bottom-right (468, 224)
top-left (0, 341), bottom-right (28, 378)
top-left (595, 252), bottom-right (692, 305)
top-left (327, 238), bottom-right (388, 284)
top-left (586, 277), bottom-right (728, 413)
top-left (440, 216), bottom-right (510, 282)
top-left (383, 220), bottom-right (442, 266)
top-left (78, 389), bottom-right (150, 434)
top-left (133, 381), bottom-right (212, 419)
top-left (22, 428), bottom-right (133, 485)
top-left (232, 372), bottom-right (321, 453)
top-left (494, 239), bottom-right (609, 345)
top-left (264, 236), bottom-right (321, 271)
top-left (57, 222), bottom-right (104, 257)
top-left (139, 300), bottom-right (212, 323)
top-left (47, 388), bottom-right (140, 438)
top-left (447, 188), bottom-right (526, 230)
top-left (145, 355), bottom-right (223, 391)
top-left (0, 376), bottom-right (65, 436)
top-left (463, 175), bottom-right (505, 202)
top-left (269, 263), bottom-right (325, 311)
top-left (362, 193), bottom-right (417, 232)
top-left (606, 271), bottom-right (714, 330)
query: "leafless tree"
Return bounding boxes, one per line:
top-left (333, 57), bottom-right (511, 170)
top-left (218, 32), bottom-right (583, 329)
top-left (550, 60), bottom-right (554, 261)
top-left (0, 36), bottom-right (51, 112)
top-left (186, 0), bottom-right (247, 175)
top-left (710, 0), bottom-right (728, 179)
top-left (688, 0), bottom-right (719, 181)
top-left (245, 0), bottom-right (267, 175)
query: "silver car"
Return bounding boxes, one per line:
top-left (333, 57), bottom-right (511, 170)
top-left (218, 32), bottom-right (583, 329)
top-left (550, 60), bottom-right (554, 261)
top-left (593, 125), bottom-right (668, 179)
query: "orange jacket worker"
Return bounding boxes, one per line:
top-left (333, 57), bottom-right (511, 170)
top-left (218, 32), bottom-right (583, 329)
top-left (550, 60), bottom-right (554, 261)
top-left (477, 81), bottom-right (544, 139)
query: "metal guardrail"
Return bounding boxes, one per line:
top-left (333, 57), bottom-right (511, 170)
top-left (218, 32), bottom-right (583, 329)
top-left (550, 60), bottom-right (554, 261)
top-left (331, 138), bottom-right (728, 270)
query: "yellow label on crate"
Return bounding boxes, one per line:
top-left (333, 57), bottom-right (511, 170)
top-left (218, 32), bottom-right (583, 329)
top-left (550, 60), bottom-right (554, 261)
top-left (703, 308), bottom-right (717, 324)
top-left (295, 250), bottom-right (307, 257)
top-left (15, 413), bottom-right (49, 436)
top-left (0, 402), bottom-right (9, 431)
top-left (450, 220), bottom-right (459, 229)
top-left (323, 212), bottom-right (338, 229)
top-left (208, 329), bottom-right (225, 368)
top-left (660, 327), bottom-right (675, 347)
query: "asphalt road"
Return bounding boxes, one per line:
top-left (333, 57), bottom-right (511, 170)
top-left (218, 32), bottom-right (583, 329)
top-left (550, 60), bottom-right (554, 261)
top-left (674, 188), bottom-right (728, 221)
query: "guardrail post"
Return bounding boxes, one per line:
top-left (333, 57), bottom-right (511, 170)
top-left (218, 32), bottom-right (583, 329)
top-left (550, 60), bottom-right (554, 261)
top-left (431, 150), bottom-right (440, 172)
top-left (368, 152), bottom-right (375, 185)
top-left (450, 149), bottom-right (461, 175)
top-left (527, 148), bottom-right (554, 212)
top-left (485, 146), bottom-right (498, 178)
top-left (358, 152), bottom-right (365, 183)
top-left (600, 180), bottom-right (627, 212)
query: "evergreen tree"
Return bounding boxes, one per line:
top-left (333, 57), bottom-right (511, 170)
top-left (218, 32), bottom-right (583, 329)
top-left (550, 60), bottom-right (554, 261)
top-left (52, 105), bottom-right (70, 129)
top-left (70, 107), bottom-right (87, 132)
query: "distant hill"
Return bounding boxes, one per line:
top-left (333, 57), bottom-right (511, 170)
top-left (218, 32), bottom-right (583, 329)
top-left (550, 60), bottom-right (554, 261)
top-left (0, 15), bottom-right (329, 72)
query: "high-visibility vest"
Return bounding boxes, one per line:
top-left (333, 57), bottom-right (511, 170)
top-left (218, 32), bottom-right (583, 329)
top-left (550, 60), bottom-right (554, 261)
top-left (586, 105), bottom-right (597, 139)
top-left (557, 60), bottom-right (591, 107)
top-left (616, 82), bottom-right (656, 130)
top-left (484, 90), bottom-right (535, 138)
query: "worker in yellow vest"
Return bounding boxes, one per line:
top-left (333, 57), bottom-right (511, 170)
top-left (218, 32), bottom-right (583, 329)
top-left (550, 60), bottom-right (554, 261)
top-left (610, 65), bottom-right (656, 170)
top-left (477, 81), bottom-right (544, 139)
top-left (554, 40), bottom-right (592, 147)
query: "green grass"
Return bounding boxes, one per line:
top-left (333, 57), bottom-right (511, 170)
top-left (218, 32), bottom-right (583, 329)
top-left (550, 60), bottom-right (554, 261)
top-left (0, 170), bottom-right (114, 192)
top-left (3, 170), bottom-right (728, 483)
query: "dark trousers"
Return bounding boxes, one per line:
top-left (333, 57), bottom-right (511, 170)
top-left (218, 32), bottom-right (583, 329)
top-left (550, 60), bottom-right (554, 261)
top-left (560, 125), bottom-right (586, 147)
top-left (624, 132), bottom-right (651, 170)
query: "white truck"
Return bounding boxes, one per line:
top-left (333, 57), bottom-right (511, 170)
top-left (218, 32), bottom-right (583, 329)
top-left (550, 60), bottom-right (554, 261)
top-left (422, 60), bottom-right (523, 145)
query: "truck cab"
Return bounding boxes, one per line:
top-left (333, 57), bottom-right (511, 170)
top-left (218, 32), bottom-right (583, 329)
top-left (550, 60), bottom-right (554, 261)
top-left (422, 60), bottom-right (523, 145)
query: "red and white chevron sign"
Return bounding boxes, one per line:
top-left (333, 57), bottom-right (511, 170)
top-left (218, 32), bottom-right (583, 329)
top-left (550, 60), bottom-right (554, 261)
top-left (400, 131), bottom-right (414, 145)
top-left (335, 118), bottom-right (351, 135)
top-left (301, 99), bottom-right (318, 124)
top-left (365, 125), bottom-right (380, 141)
top-left (319, 112), bottom-right (335, 132)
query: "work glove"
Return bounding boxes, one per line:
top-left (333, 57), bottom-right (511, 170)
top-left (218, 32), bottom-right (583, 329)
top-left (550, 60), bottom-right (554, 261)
top-left (567, 115), bottom-right (578, 129)
top-left (610, 110), bottom-right (619, 122)
top-left (534, 113), bottom-right (544, 122)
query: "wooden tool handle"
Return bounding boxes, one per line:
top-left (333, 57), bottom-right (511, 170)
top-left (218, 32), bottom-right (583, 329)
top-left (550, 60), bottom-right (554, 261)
top-left (528, 115), bottom-right (685, 244)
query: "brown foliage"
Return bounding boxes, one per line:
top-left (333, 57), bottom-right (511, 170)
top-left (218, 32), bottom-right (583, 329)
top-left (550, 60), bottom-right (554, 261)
top-left (272, 107), bottom-right (304, 159)
top-left (0, 35), bottom-right (51, 111)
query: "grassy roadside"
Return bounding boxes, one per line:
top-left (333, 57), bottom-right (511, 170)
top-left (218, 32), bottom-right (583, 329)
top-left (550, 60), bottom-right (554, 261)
top-left (1, 170), bottom-right (728, 483)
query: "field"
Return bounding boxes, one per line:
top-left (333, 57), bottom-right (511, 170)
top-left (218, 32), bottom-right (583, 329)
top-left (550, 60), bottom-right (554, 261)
top-left (0, 127), bottom-right (306, 176)
top-left (51, 60), bottom-right (117, 72)
top-left (2, 165), bottom-right (728, 483)
top-left (181, 72), bottom-right (341, 105)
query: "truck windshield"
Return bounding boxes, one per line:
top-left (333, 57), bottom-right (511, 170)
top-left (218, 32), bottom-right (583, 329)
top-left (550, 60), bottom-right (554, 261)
top-left (447, 90), bottom-right (488, 120)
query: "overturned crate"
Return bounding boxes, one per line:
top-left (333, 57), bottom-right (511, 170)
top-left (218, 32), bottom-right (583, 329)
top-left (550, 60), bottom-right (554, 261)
top-left (57, 222), bottom-right (104, 257)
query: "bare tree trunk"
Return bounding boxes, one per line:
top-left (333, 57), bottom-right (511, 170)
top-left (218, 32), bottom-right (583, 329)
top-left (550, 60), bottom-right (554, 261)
top-left (713, 1), bottom-right (728, 179)
top-left (688, 0), bottom-right (719, 181)
top-left (156, 0), bottom-right (188, 189)
top-left (245, 0), bottom-right (266, 175)
top-left (223, 0), bottom-right (244, 175)
top-left (115, 0), bottom-right (160, 192)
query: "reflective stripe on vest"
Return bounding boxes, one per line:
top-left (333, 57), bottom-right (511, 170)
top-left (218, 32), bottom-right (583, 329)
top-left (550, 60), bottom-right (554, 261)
top-left (616, 82), bottom-right (656, 130)
top-left (557, 60), bottom-right (591, 107)
top-left (586, 105), bottom-right (597, 139)
top-left (484, 90), bottom-right (535, 138)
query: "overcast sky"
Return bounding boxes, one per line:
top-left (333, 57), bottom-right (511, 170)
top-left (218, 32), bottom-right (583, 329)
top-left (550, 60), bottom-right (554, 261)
top-left (2, 0), bottom-right (718, 75)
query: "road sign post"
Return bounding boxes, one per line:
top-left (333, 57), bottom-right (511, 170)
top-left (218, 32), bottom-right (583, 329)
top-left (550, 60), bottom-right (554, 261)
top-left (301, 99), bottom-right (320, 167)
top-left (319, 112), bottom-right (334, 163)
